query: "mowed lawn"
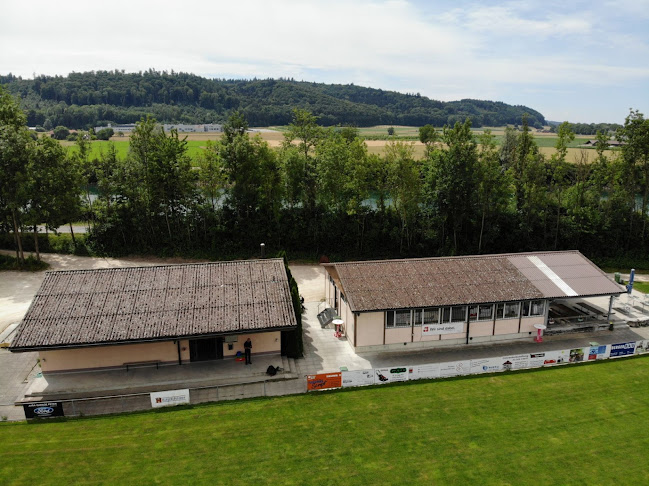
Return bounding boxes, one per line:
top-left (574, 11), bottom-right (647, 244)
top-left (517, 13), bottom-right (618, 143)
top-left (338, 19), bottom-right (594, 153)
top-left (2, 357), bottom-right (649, 485)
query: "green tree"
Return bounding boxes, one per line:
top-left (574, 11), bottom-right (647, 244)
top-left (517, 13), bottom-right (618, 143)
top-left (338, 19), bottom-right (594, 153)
top-left (419, 124), bottom-right (438, 158)
top-left (96, 127), bottom-right (114, 140)
top-left (549, 121), bottom-right (575, 248)
top-left (52, 125), bottom-right (70, 140)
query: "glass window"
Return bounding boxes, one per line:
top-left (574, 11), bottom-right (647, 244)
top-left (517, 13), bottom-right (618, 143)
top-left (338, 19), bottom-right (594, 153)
top-left (496, 303), bottom-right (504, 319)
top-left (451, 306), bottom-right (466, 322)
top-left (478, 304), bottom-right (493, 321)
top-left (413, 309), bottom-right (422, 326)
top-left (386, 311), bottom-right (394, 328)
top-left (531, 300), bottom-right (545, 316)
top-left (395, 310), bottom-right (411, 327)
top-left (504, 302), bottom-right (520, 319)
top-left (468, 305), bottom-right (478, 321)
top-left (522, 301), bottom-right (530, 317)
top-left (423, 308), bottom-right (439, 325)
top-left (442, 307), bottom-right (451, 323)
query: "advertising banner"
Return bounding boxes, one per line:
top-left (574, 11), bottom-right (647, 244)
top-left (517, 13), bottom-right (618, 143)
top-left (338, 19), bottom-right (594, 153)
top-left (501, 354), bottom-right (530, 371)
top-left (307, 373), bottom-right (342, 391)
top-left (408, 363), bottom-right (440, 380)
top-left (470, 357), bottom-right (503, 374)
top-left (439, 360), bottom-right (471, 377)
top-left (150, 389), bottom-right (190, 408)
top-left (23, 401), bottom-right (65, 419)
top-left (421, 322), bottom-right (464, 336)
top-left (528, 353), bottom-right (548, 368)
top-left (588, 345), bottom-right (609, 360)
top-left (539, 349), bottom-right (570, 366)
top-left (342, 370), bottom-right (375, 388)
top-left (635, 340), bottom-right (649, 354)
top-left (610, 342), bottom-right (636, 357)
top-left (374, 366), bottom-right (409, 384)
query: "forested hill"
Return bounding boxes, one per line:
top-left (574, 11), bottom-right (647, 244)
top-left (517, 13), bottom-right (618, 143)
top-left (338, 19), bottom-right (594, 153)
top-left (0, 70), bottom-right (546, 130)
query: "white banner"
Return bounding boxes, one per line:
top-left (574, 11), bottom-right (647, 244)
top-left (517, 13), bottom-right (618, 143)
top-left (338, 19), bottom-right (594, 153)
top-left (587, 345), bottom-right (609, 360)
top-left (470, 357), bottom-right (503, 374)
top-left (422, 322), bottom-right (464, 336)
top-left (636, 340), bottom-right (649, 354)
top-left (341, 370), bottom-right (375, 388)
top-left (501, 354), bottom-right (530, 371)
top-left (439, 360), bottom-right (471, 377)
top-left (408, 363), bottom-right (440, 380)
top-left (374, 366), bottom-right (409, 384)
top-left (528, 352), bottom-right (548, 368)
top-left (150, 389), bottom-right (190, 408)
top-left (537, 349), bottom-right (570, 366)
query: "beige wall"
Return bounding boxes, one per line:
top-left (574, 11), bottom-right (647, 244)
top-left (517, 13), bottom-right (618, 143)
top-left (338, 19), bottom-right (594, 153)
top-left (412, 326), bottom-right (441, 342)
top-left (468, 320), bottom-right (494, 337)
top-left (222, 331), bottom-right (281, 357)
top-left (519, 316), bottom-right (544, 333)
top-left (494, 319), bottom-right (520, 335)
top-left (40, 340), bottom-right (187, 373)
top-left (356, 312), bottom-right (384, 347)
top-left (385, 326), bottom-right (412, 344)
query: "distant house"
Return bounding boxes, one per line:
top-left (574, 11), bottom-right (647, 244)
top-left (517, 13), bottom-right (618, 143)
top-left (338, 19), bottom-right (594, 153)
top-left (10, 259), bottom-right (296, 373)
top-left (582, 139), bottom-right (624, 147)
top-left (323, 251), bottom-right (623, 353)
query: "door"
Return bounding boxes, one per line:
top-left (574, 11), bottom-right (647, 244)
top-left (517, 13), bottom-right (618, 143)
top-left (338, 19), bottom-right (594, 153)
top-left (189, 337), bottom-right (224, 362)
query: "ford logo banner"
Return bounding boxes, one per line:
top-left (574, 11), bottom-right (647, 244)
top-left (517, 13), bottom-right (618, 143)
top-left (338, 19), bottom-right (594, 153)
top-left (23, 401), bottom-right (65, 419)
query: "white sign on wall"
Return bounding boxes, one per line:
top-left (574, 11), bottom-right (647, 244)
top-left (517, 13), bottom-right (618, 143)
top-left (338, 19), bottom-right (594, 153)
top-left (501, 354), bottom-right (530, 371)
top-left (421, 322), bottom-right (464, 336)
top-left (409, 363), bottom-right (440, 380)
top-left (374, 366), bottom-right (409, 384)
top-left (470, 357), bottom-right (503, 374)
top-left (341, 370), bottom-right (375, 388)
top-left (150, 389), bottom-right (190, 408)
top-left (439, 360), bottom-right (471, 377)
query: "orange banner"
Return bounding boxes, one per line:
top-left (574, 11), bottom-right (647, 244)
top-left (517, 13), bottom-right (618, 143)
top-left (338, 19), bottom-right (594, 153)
top-left (306, 372), bottom-right (342, 391)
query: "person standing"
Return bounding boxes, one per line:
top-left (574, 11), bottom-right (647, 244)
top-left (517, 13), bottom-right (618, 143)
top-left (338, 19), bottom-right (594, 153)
top-left (244, 338), bottom-right (252, 365)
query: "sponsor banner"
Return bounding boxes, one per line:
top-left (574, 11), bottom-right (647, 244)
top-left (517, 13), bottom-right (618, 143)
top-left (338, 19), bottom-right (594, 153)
top-left (568, 347), bottom-right (588, 363)
top-left (374, 366), bottom-right (409, 384)
top-left (501, 354), bottom-right (530, 371)
top-left (421, 322), bottom-right (464, 336)
top-left (408, 363), bottom-right (440, 380)
top-left (307, 373), bottom-right (342, 391)
top-left (439, 360), bottom-right (471, 377)
top-left (470, 357), bottom-right (503, 374)
top-left (150, 389), bottom-right (190, 408)
top-left (342, 370), bottom-right (375, 388)
top-left (588, 345), bottom-right (609, 360)
top-left (528, 353), bottom-right (548, 368)
top-left (539, 349), bottom-right (570, 366)
top-left (635, 340), bottom-right (649, 354)
top-left (610, 342), bottom-right (636, 358)
top-left (23, 401), bottom-right (65, 419)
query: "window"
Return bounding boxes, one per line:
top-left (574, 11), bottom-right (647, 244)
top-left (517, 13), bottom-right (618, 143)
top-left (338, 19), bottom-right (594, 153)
top-left (469, 305), bottom-right (478, 321)
top-left (478, 304), bottom-right (493, 321)
top-left (504, 302), bottom-right (520, 319)
top-left (395, 310), bottom-right (412, 327)
top-left (522, 301), bottom-right (530, 317)
top-left (442, 307), bottom-right (451, 323)
top-left (451, 306), bottom-right (466, 322)
top-left (386, 310), bottom-right (412, 328)
top-left (423, 308), bottom-right (439, 325)
top-left (530, 300), bottom-right (545, 316)
top-left (413, 309), bottom-right (422, 326)
top-left (496, 303), bottom-right (504, 319)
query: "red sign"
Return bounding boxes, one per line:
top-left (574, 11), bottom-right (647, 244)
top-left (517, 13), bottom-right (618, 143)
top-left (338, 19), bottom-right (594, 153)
top-left (307, 373), bottom-right (342, 391)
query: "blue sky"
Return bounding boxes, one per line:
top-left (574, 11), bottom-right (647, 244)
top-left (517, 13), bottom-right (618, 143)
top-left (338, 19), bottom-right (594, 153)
top-left (1, 0), bottom-right (648, 123)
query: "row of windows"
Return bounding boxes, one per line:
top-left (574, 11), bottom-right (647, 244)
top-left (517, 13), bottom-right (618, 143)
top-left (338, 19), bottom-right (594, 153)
top-left (385, 300), bottom-right (546, 328)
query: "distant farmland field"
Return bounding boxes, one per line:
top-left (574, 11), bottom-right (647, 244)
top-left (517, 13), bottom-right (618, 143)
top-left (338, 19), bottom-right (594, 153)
top-left (1, 356), bottom-right (648, 485)
top-left (57, 127), bottom-right (616, 164)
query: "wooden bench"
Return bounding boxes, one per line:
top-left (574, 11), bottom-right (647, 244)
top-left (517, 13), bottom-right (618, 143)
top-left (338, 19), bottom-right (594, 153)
top-left (124, 360), bottom-right (161, 372)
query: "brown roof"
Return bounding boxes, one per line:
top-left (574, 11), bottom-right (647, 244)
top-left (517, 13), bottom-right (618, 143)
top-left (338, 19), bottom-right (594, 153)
top-left (11, 259), bottom-right (296, 351)
top-left (326, 251), bottom-right (623, 313)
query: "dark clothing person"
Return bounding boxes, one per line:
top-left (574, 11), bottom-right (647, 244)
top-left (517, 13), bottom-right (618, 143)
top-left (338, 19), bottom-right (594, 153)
top-left (244, 338), bottom-right (252, 364)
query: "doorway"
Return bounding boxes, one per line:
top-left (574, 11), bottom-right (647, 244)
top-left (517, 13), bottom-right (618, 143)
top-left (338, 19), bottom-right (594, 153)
top-left (189, 337), bottom-right (224, 362)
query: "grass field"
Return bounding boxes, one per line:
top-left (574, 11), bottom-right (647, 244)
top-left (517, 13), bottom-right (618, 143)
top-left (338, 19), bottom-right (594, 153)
top-left (2, 356), bottom-right (649, 485)
top-left (58, 127), bottom-right (617, 164)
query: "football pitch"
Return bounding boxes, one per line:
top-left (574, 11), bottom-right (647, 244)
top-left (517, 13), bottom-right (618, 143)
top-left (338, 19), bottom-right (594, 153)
top-left (2, 356), bottom-right (649, 485)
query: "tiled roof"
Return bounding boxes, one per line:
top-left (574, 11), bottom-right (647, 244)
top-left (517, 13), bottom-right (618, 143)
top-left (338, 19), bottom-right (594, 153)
top-left (327, 251), bottom-right (623, 313)
top-left (11, 259), bottom-right (296, 351)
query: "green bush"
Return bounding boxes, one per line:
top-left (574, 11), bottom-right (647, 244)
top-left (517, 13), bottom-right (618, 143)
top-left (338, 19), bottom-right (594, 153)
top-left (0, 232), bottom-right (93, 257)
top-left (0, 254), bottom-right (49, 271)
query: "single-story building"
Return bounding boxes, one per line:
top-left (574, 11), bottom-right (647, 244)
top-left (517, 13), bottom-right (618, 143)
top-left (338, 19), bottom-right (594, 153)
top-left (323, 251), bottom-right (624, 353)
top-left (9, 259), bottom-right (297, 373)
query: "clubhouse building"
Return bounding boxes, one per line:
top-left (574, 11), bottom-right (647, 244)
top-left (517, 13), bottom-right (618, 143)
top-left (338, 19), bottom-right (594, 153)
top-left (323, 251), bottom-right (624, 353)
top-left (9, 259), bottom-right (297, 374)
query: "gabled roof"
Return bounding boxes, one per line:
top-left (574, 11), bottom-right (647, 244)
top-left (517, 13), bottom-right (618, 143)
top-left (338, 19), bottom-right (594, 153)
top-left (324, 251), bottom-right (623, 313)
top-left (10, 259), bottom-right (296, 351)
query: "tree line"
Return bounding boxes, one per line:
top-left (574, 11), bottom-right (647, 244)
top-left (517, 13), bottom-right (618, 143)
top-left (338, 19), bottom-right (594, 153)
top-left (1, 70), bottom-right (545, 130)
top-left (2, 85), bottom-right (649, 267)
